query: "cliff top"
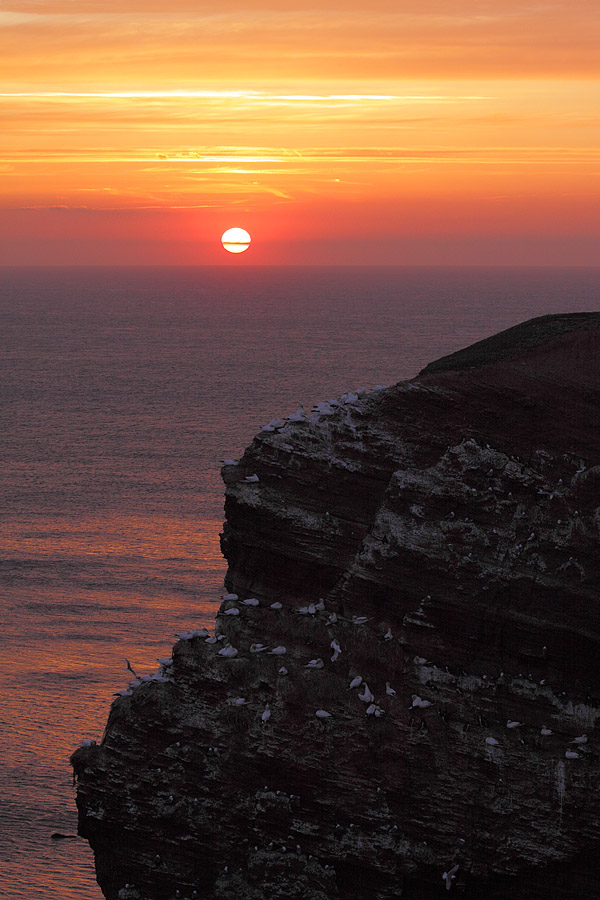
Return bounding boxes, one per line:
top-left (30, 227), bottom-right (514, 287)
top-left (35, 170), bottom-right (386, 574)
top-left (419, 311), bottom-right (600, 375)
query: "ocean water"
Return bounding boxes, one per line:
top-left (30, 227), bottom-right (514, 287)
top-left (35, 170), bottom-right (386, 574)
top-left (1, 265), bottom-right (598, 900)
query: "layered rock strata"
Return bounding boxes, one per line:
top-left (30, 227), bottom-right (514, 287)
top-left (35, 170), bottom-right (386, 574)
top-left (72, 313), bottom-right (600, 900)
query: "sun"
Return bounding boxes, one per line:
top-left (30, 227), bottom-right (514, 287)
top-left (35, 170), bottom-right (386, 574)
top-left (221, 227), bottom-right (251, 254)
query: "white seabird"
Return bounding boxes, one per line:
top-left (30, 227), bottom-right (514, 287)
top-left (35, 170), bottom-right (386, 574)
top-left (233, 697), bottom-right (247, 706)
top-left (223, 607), bottom-right (240, 616)
top-left (573, 735), bottom-right (588, 744)
top-left (114, 689), bottom-right (133, 697)
top-left (352, 616), bottom-right (370, 625)
top-left (218, 645), bottom-right (238, 658)
top-left (565, 750), bottom-right (580, 759)
top-left (250, 643), bottom-right (268, 654)
top-left (298, 604), bottom-right (317, 616)
top-left (177, 628), bottom-right (208, 640)
top-left (243, 597), bottom-right (259, 606)
top-left (270, 602), bottom-right (283, 610)
top-left (261, 706), bottom-right (271, 723)
top-left (222, 593), bottom-right (238, 601)
top-left (385, 682), bottom-right (396, 696)
top-left (315, 709), bottom-right (332, 718)
top-left (411, 696), bottom-right (431, 708)
top-left (278, 666), bottom-right (288, 676)
top-left (540, 727), bottom-right (553, 736)
top-left (315, 599), bottom-right (325, 611)
top-left (358, 683), bottom-right (375, 703)
top-left (485, 737), bottom-right (499, 746)
top-left (330, 640), bottom-right (342, 662)
top-left (205, 636), bottom-right (218, 644)
top-left (326, 613), bottom-right (338, 625)
top-left (365, 703), bottom-right (377, 716)
top-left (506, 720), bottom-right (521, 729)
top-left (245, 474), bottom-right (260, 483)
top-left (305, 658), bottom-right (324, 669)
top-left (383, 628), bottom-right (393, 641)
top-left (288, 406), bottom-right (306, 422)
top-left (222, 459), bottom-right (238, 466)
top-left (442, 864), bottom-right (459, 890)
top-left (269, 646), bottom-right (287, 655)
top-left (348, 676), bottom-right (363, 690)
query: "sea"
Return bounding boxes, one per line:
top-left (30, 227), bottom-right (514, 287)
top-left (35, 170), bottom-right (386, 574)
top-left (1, 265), bottom-right (598, 900)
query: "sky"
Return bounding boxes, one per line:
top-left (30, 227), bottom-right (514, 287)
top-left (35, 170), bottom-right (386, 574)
top-left (1, 0), bottom-right (599, 265)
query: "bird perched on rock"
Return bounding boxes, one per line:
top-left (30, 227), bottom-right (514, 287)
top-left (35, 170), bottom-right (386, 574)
top-left (540, 726), bottom-right (553, 736)
top-left (250, 643), bottom-right (267, 654)
top-left (330, 640), bottom-right (342, 662)
top-left (573, 735), bottom-right (588, 744)
top-left (315, 710), bottom-right (332, 719)
top-left (565, 750), bottom-right (580, 759)
top-left (384, 628), bottom-right (393, 640)
top-left (222, 593), bottom-right (238, 601)
top-left (485, 737), bottom-right (499, 746)
top-left (411, 696), bottom-right (431, 708)
top-left (278, 666), bottom-right (288, 676)
top-left (243, 597), bottom-right (259, 606)
top-left (506, 720), bottom-right (521, 728)
top-left (298, 603), bottom-right (317, 615)
top-left (305, 658), bottom-right (324, 669)
top-left (326, 613), bottom-right (338, 625)
top-left (352, 616), bottom-right (370, 625)
top-left (385, 682), bottom-right (396, 696)
top-left (205, 636), bottom-right (218, 644)
top-left (223, 607), bottom-right (240, 616)
top-left (218, 645), bottom-right (238, 658)
top-left (348, 675), bottom-right (363, 689)
top-left (245, 474), bottom-right (259, 482)
top-left (261, 706), bottom-right (271, 723)
top-left (270, 602), bottom-right (283, 610)
top-left (269, 646), bottom-right (287, 655)
top-left (358, 683), bottom-right (375, 703)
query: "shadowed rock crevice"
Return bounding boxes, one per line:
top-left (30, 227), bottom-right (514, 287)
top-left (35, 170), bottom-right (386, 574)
top-left (72, 313), bottom-right (600, 900)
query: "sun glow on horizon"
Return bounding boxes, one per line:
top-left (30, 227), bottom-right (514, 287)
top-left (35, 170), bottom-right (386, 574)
top-left (0, 0), bottom-right (598, 264)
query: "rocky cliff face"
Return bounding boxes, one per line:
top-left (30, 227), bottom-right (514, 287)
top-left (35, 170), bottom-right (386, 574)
top-left (72, 313), bottom-right (600, 900)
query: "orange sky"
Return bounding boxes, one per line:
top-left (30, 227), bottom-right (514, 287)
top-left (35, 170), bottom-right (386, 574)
top-left (1, 0), bottom-right (599, 264)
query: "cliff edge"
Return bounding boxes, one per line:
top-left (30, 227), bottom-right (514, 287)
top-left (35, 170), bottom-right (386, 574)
top-left (72, 313), bottom-right (600, 900)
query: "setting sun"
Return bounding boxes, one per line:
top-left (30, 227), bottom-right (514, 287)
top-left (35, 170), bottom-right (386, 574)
top-left (221, 227), bottom-right (251, 254)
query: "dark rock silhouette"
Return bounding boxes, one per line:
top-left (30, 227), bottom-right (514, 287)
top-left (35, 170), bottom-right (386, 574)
top-left (72, 313), bottom-right (600, 900)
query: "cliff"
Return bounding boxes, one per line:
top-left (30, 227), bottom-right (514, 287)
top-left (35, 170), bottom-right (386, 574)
top-left (72, 312), bottom-right (600, 900)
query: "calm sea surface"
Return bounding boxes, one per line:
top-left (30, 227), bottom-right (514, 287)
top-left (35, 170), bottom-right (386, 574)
top-left (1, 266), bottom-right (599, 900)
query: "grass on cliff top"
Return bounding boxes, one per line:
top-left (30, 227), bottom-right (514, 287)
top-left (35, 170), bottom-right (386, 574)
top-left (419, 312), bottom-right (600, 376)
